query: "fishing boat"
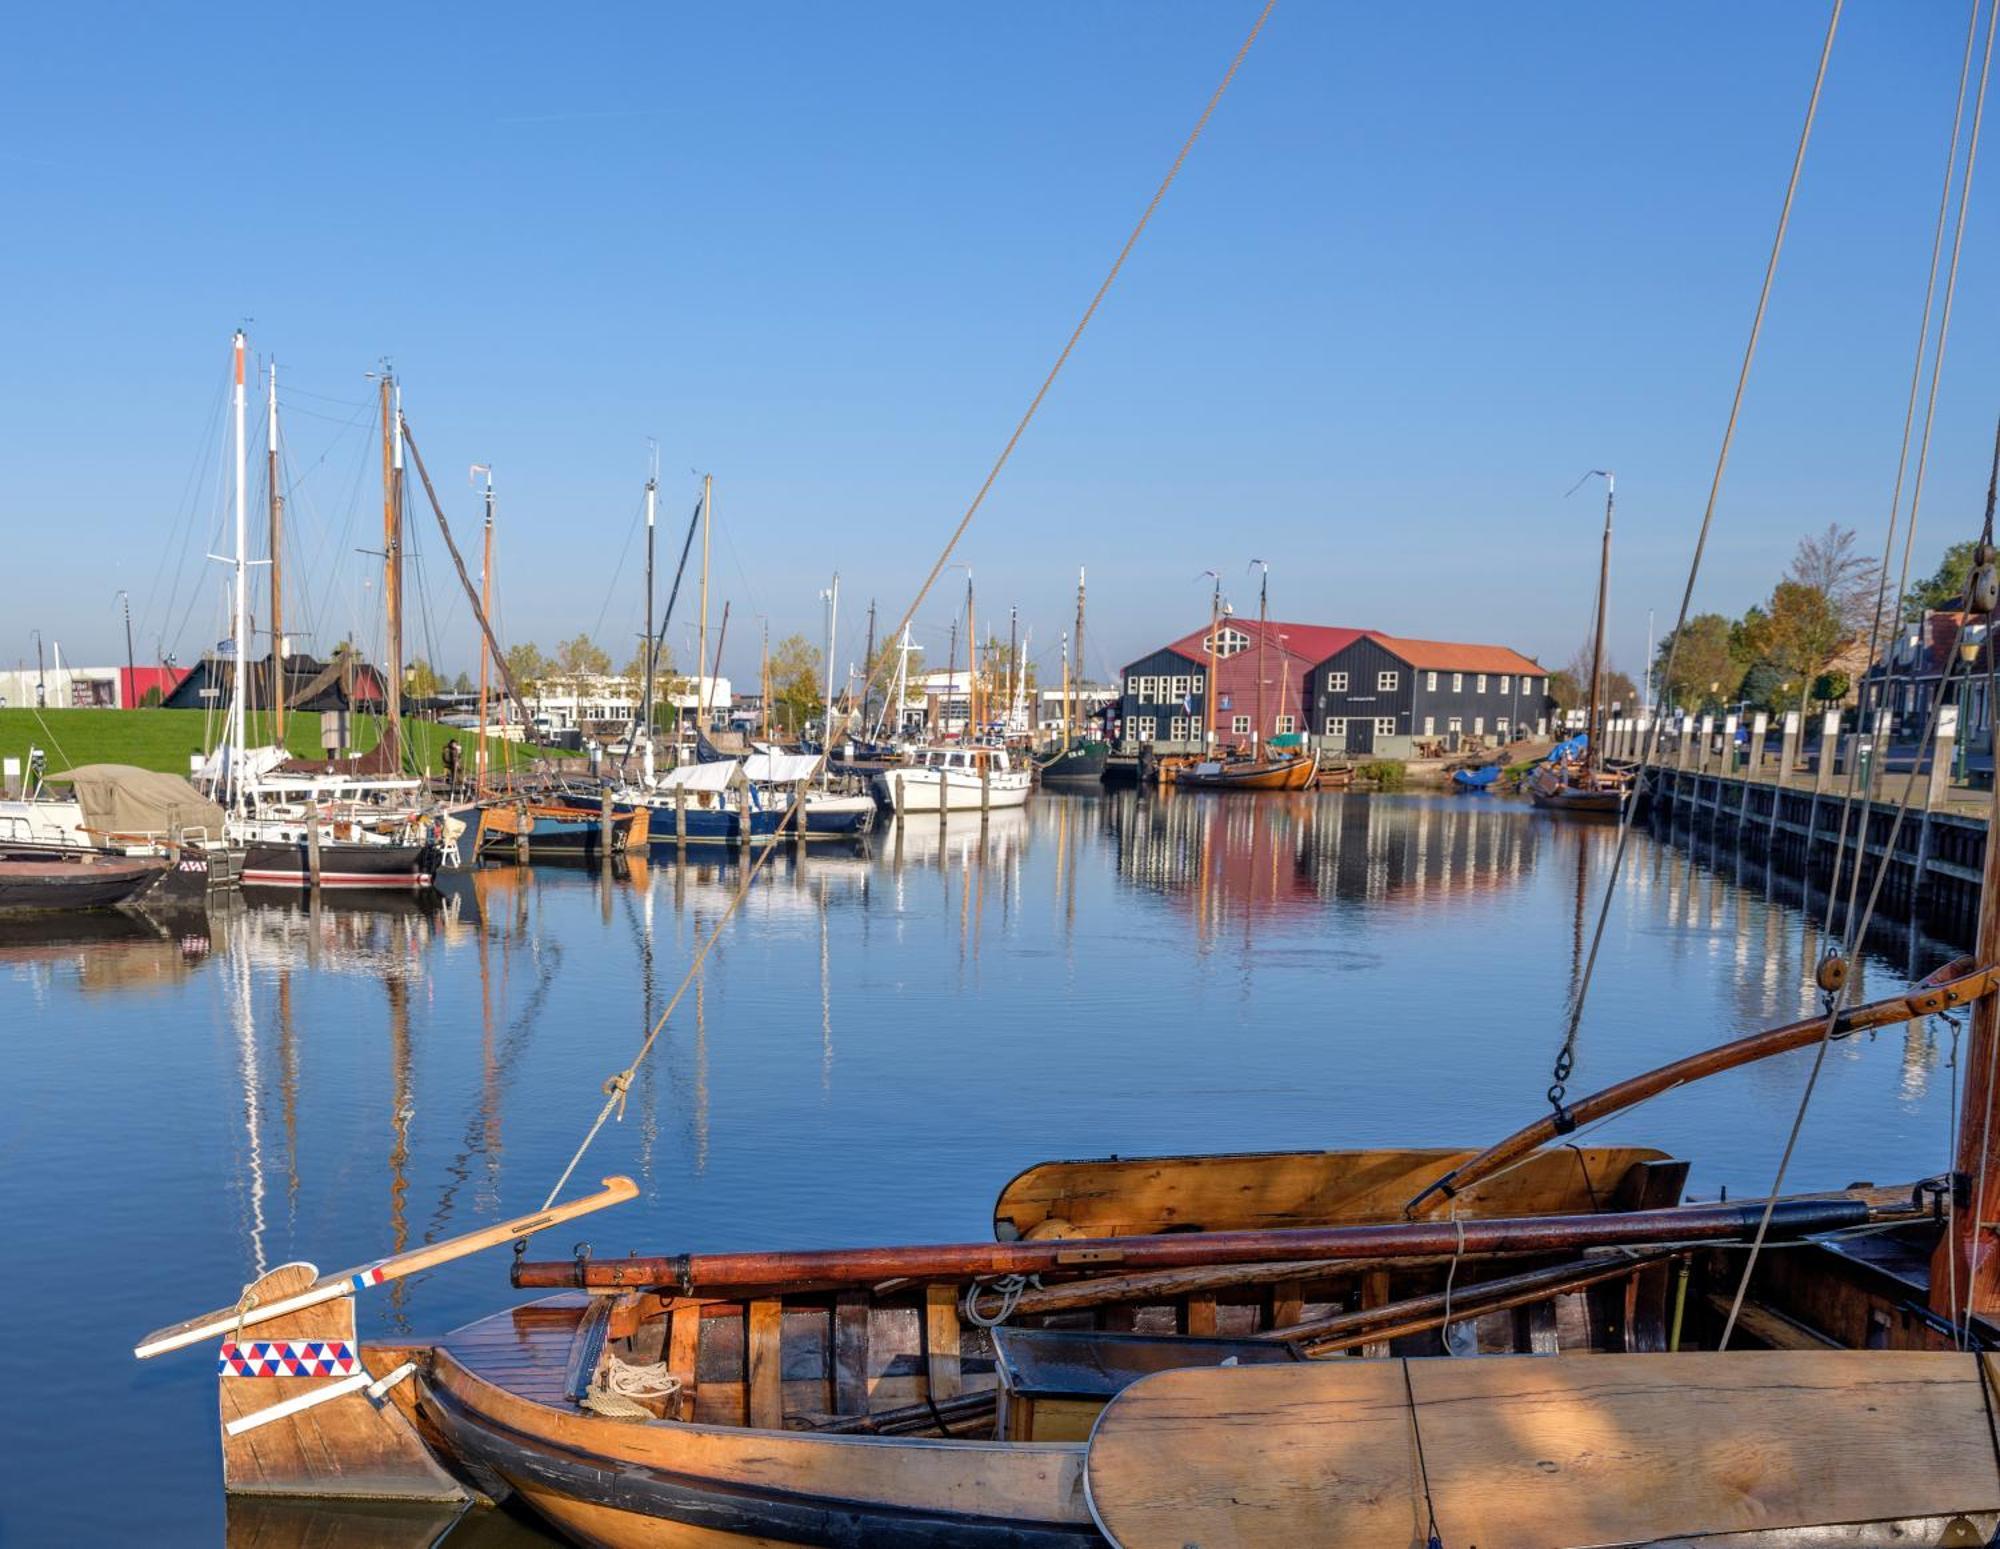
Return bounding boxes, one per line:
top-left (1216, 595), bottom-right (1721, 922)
top-left (477, 790), bottom-right (652, 862)
top-left (0, 854), bottom-right (181, 912)
top-left (1168, 566), bottom-right (1318, 792)
top-left (0, 760), bottom-right (240, 886)
top-left (1530, 470), bottom-right (1630, 819)
top-left (1038, 569), bottom-right (1109, 787)
top-left (874, 744), bottom-right (1033, 813)
top-left (1170, 746), bottom-right (1318, 790)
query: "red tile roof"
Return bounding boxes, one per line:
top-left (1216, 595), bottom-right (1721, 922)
top-left (1160, 619), bottom-right (1367, 667)
top-left (1365, 634), bottom-right (1545, 675)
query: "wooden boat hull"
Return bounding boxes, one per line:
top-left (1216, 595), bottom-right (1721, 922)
top-left (0, 856), bottom-right (167, 912)
top-left (1526, 764), bottom-right (1626, 817)
top-left (1037, 743), bottom-right (1108, 787)
top-left (414, 1338), bottom-right (1096, 1547)
top-left (1169, 751), bottom-right (1317, 791)
top-left (479, 803), bottom-right (651, 861)
top-left (240, 839), bottom-right (441, 889)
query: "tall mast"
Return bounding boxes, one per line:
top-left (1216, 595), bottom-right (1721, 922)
top-left (862, 599), bottom-right (876, 737)
top-left (1585, 472), bottom-right (1614, 772)
top-left (1006, 606), bottom-right (1018, 740)
top-left (965, 573), bottom-right (977, 741)
top-left (266, 359), bottom-right (284, 744)
top-left (1060, 631), bottom-right (1070, 752)
top-left (642, 451), bottom-right (658, 750)
top-left (474, 465), bottom-right (494, 793)
top-left (695, 474), bottom-right (711, 739)
top-left (228, 330), bottom-right (249, 812)
top-left (1253, 560), bottom-right (1268, 751)
top-left (1072, 567), bottom-right (1087, 748)
top-left (823, 571), bottom-right (840, 741)
top-left (380, 372), bottom-right (404, 773)
top-left (1203, 573), bottom-right (1220, 751)
top-left (943, 618), bottom-right (957, 740)
top-left (760, 621), bottom-right (770, 740)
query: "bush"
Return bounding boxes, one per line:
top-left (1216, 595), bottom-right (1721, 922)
top-left (1357, 759), bottom-right (1406, 790)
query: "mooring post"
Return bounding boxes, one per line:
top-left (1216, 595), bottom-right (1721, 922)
top-left (1915, 704), bottom-right (1957, 913)
top-left (599, 786), bottom-right (614, 861)
top-left (1772, 710), bottom-right (1799, 844)
top-left (1677, 714), bottom-right (1693, 774)
top-left (1698, 714), bottom-right (1714, 781)
top-left (675, 783), bottom-right (688, 855)
top-left (980, 756), bottom-right (991, 821)
top-left (515, 800), bottom-right (530, 865)
top-left (1742, 713), bottom-right (1767, 822)
top-left (306, 809), bottom-right (323, 893)
top-left (795, 777), bottom-right (810, 850)
top-left (1815, 711), bottom-right (1839, 795)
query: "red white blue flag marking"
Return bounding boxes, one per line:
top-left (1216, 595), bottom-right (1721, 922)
top-left (350, 1264), bottom-right (388, 1292)
top-left (218, 1339), bottom-right (360, 1378)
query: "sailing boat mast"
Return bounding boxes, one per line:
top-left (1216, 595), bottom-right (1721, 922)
top-left (379, 372), bottom-right (405, 774)
top-left (473, 465), bottom-right (494, 793)
top-left (1585, 471), bottom-right (1614, 773)
top-left (1252, 559), bottom-right (1268, 751)
top-left (695, 474), bottom-right (712, 741)
top-left (823, 572), bottom-right (840, 743)
top-left (266, 360), bottom-right (284, 744)
top-left (1007, 606), bottom-right (1018, 740)
top-left (228, 330), bottom-right (249, 814)
top-left (1071, 568), bottom-right (1087, 749)
top-left (964, 573), bottom-right (977, 741)
top-left (1203, 572), bottom-right (1221, 753)
top-left (642, 451), bottom-right (658, 757)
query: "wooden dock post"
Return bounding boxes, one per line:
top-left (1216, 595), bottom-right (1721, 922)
top-left (675, 784), bottom-right (687, 854)
top-left (1698, 715), bottom-right (1714, 779)
top-left (306, 811), bottom-right (323, 893)
top-left (980, 756), bottom-right (991, 820)
top-left (1742, 713), bottom-right (1767, 822)
top-left (1931, 705), bottom-right (1958, 811)
top-left (795, 778), bottom-right (810, 850)
top-left (515, 801), bottom-right (530, 865)
top-left (1677, 715), bottom-right (1694, 774)
top-left (599, 787), bottom-right (614, 861)
top-left (1772, 711), bottom-right (1798, 844)
top-left (1815, 711), bottom-right (1839, 796)
top-left (1722, 714), bottom-right (1739, 781)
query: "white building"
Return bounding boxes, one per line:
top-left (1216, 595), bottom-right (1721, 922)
top-left (0, 663), bottom-right (119, 710)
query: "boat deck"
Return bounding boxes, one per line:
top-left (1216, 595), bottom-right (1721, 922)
top-left (438, 1297), bottom-right (590, 1410)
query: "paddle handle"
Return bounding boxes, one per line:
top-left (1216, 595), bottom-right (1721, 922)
top-left (134, 1176), bottom-right (638, 1359)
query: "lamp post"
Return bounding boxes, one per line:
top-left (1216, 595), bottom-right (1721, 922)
top-left (117, 591), bottom-right (136, 707)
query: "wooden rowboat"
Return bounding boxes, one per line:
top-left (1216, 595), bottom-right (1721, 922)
top-left (1526, 760), bottom-right (1628, 817)
top-left (1168, 748), bottom-right (1318, 791)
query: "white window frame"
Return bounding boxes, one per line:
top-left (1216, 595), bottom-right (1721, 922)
top-left (1476, 674), bottom-right (1487, 693)
top-left (1327, 671), bottom-right (1348, 693)
top-left (1426, 671), bottom-right (1438, 692)
top-left (1373, 717), bottom-right (1396, 736)
top-left (1473, 716), bottom-right (1484, 735)
top-left (1377, 670), bottom-right (1399, 691)
top-left (1231, 715), bottom-right (1251, 735)
top-left (1134, 716), bottom-right (1157, 741)
top-left (1126, 675), bottom-right (1140, 694)
top-left (1499, 675), bottom-right (1510, 694)
top-left (1447, 716), bottom-right (1463, 733)
top-left (1169, 715), bottom-right (1189, 740)
top-left (1325, 716), bottom-right (1347, 737)
top-left (1275, 714), bottom-right (1296, 734)
top-left (1452, 673), bottom-right (1463, 692)
top-left (1496, 717), bottom-right (1510, 735)
top-left (1191, 677), bottom-right (1203, 696)
top-left (1422, 716), bottom-right (1436, 735)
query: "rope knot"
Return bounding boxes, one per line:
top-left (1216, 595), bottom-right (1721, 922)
top-left (602, 1071), bottom-right (634, 1121)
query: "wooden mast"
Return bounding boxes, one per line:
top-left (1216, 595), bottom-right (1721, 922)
top-left (380, 373), bottom-right (404, 773)
top-left (474, 467), bottom-right (494, 794)
top-left (228, 330), bottom-right (249, 812)
top-left (966, 573), bottom-right (977, 741)
top-left (266, 359), bottom-right (284, 744)
top-left (694, 474), bottom-right (711, 744)
top-left (760, 621), bottom-right (770, 740)
top-left (1203, 573), bottom-right (1220, 753)
top-left (1071, 567), bottom-right (1086, 749)
top-left (1253, 560), bottom-right (1268, 752)
top-left (1933, 445), bottom-right (2000, 1325)
top-left (642, 454), bottom-right (657, 757)
top-left (1585, 472), bottom-right (1614, 774)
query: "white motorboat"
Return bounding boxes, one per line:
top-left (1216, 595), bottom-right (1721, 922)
top-left (871, 745), bottom-right (1033, 813)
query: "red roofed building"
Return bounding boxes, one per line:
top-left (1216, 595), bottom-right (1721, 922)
top-left (1119, 620), bottom-right (1364, 752)
top-left (1309, 633), bottom-right (1550, 756)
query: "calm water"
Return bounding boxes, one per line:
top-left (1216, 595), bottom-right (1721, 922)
top-left (0, 791), bottom-right (1968, 1543)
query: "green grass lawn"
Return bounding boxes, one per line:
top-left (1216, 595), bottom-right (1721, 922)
top-left (0, 708), bottom-right (556, 780)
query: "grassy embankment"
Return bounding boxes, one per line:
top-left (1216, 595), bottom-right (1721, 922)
top-left (0, 708), bottom-right (551, 780)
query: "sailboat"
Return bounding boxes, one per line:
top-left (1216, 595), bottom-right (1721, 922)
top-left (1172, 564), bottom-right (1318, 792)
top-left (1529, 470), bottom-right (1632, 818)
top-left (1037, 568), bottom-right (1109, 787)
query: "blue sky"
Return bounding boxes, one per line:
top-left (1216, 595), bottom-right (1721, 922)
top-left (2, 3), bottom-right (1995, 691)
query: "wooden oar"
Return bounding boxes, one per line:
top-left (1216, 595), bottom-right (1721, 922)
top-left (134, 1175), bottom-right (637, 1359)
top-left (1402, 957), bottom-right (1993, 1218)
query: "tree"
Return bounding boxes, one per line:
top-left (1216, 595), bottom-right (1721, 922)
top-left (768, 633), bottom-right (824, 732)
top-left (505, 642), bottom-right (547, 701)
top-left (621, 641), bottom-right (675, 683)
top-left (1789, 523), bottom-right (1880, 637)
top-left (554, 633), bottom-right (610, 682)
top-left (140, 684), bottom-right (163, 708)
top-left (1906, 540), bottom-right (1978, 620)
top-left (452, 670), bottom-right (472, 694)
top-left (1811, 669), bottom-right (1850, 707)
top-left (1746, 580), bottom-right (1843, 710)
top-left (404, 658), bottom-right (440, 698)
top-left (1601, 668), bottom-right (1638, 713)
top-left (1740, 661), bottom-right (1790, 713)
top-left (1653, 613), bottom-right (1741, 713)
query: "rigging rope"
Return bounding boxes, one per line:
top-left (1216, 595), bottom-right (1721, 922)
top-left (537, 0), bottom-right (1280, 1212)
top-left (1542, 0), bottom-right (1843, 1124)
top-left (1720, 0), bottom-right (1998, 1351)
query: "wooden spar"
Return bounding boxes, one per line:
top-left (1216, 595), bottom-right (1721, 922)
top-left (512, 1195), bottom-right (1890, 1293)
top-left (381, 374), bottom-right (404, 773)
top-left (267, 360), bottom-right (285, 742)
top-left (695, 474), bottom-right (711, 737)
top-left (476, 469), bottom-right (493, 792)
top-left (1203, 573), bottom-right (1219, 751)
top-left (400, 421), bottom-right (534, 734)
top-left (134, 1175), bottom-right (637, 1359)
top-left (1586, 471), bottom-right (1612, 772)
top-left (1264, 1249), bottom-right (1679, 1352)
top-left (1406, 956), bottom-right (1993, 1218)
top-left (1936, 465), bottom-right (2000, 1319)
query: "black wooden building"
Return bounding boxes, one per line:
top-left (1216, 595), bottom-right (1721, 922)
top-left (1308, 633), bottom-right (1548, 756)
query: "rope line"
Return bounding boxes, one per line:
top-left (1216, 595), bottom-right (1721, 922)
top-left (537, 0), bottom-right (1279, 1212)
top-left (1545, 0), bottom-right (1842, 1114)
top-left (1720, 0), bottom-right (1998, 1351)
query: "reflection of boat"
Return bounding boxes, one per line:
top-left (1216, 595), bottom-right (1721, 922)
top-left (0, 907), bottom-right (214, 992)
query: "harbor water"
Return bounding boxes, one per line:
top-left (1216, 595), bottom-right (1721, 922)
top-left (0, 790), bottom-right (1968, 1543)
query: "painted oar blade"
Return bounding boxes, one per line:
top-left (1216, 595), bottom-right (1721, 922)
top-left (134, 1175), bottom-right (639, 1359)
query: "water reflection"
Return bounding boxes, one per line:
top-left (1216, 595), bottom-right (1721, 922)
top-left (5, 789), bottom-right (1985, 1546)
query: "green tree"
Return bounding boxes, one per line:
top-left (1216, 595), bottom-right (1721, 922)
top-left (1811, 669), bottom-right (1850, 707)
top-left (1746, 580), bottom-right (1843, 712)
top-left (404, 658), bottom-right (440, 698)
top-left (1905, 540), bottom-right (1978, 620)
top-left (769, 633), bottom-right (824, 732)
top-left (504, 642), bottom-right (547, 700)
top-left (452, 670), bottom-right (472, 694)
top-left (554, 633), bottom-right (611, 682)
top-left (1653, 613), bottom-right (1742, 713)
top-left (622, 641), bottom-right (675, 683)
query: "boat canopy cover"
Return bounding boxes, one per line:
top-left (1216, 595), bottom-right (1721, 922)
top-left (49, 764), bottom-right (226, 836)
top-left (1453, 764), bottom-right (1501, 787)
top-left (1267, 732), bottom-right (1305, 749)
top-left (1544, 733), bottom-right (1589, 763)
top-left (654, 760), bottom-right (741, 793)
top-left (743, 751), bottom-right (821, 785)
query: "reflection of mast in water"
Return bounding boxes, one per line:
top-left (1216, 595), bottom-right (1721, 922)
top-left (693, 968), bottom-right (710, 1174)
top-left (478, 908), bottom-right (501, 1209)
top-left (386, 970), bottom-right (413, 1320)
top-left (231, 938), bottom-right (268, 1277)
top-left (278, 968), bottom-right (299, 1221)
top-left (639, 867), bottom-right (659, 1185)
top-left (818, 875), bottom-right (833, 1092)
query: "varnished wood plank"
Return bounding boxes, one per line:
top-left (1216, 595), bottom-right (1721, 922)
top-left (1085, 1351), bottom-right (2000, 1548)
top-left (1358, 1268), bottom-right (1391, 1358)
top-left (1182, 1295), bottom-right (1217, 1336)
top-left (925, 1286), bottom-right (962, 1402)
top-left (1269, 1280), bottom-right (1303, 1333)
top-left (666, 1300), bottom-right (701, 1421)
top-left (833, 1293), bottom-right (870, 1415)
top-left (747, 1300), bottom-right (784, 1430)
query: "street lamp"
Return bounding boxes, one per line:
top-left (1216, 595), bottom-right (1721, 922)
top-left (117, 591), bottom-right (136, 708)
